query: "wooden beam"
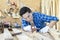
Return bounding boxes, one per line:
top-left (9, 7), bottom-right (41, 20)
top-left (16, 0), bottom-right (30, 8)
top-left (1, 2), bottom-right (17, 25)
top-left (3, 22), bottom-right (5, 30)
top-left (56, 0), bottom-right (60, 30)
top-left (41, 0), bottom-right (46, 14)
top-left (22, 31), bottom-right (53, 40)
top-left (49, 28), bottom-right (60, 40)
top-left (4, 29), bottom-right (13, 40)
top-left (0, 33), bottom-right (4, 40)
top-left (12, 28), bottom-right (54, 40)
top-left (32, 32), bottom-right (53, 40)
top-left (12, 28), bottom-right (33, 40)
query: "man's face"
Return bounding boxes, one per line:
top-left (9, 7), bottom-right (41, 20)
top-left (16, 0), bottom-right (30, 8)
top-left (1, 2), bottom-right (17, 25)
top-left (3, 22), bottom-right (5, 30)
top-left (22, 12), bottom-right (33, 22)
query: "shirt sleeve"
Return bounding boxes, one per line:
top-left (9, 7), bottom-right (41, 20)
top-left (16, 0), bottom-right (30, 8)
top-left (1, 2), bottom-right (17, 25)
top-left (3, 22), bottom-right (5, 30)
top-left (40, 13), bottom-right (59, 23)
top-left (21, 18), bottom-right (30, 28)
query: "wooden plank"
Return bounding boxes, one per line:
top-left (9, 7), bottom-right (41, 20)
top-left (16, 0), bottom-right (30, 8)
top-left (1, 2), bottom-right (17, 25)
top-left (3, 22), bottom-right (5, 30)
top-left (34, 33), bottom-right (53, 40)
top-left (0, 29), bottom-right (13, 40)
top-left (12, 28), bottom-right (33, 40)
top-left (22, 31), bottom-right (53, 40)
top-left (4, 29), bottom-right (13, 40)
top-left (49, 28), bottom-right (60, 40)
top-left (12, 28), bottom-right (54, 40)
top-left (41, 0), bottom-right (46, 14)
top-left (0, 33), bottom-right (4, 40)
top-left (56, 0), bottom-right (60, 30)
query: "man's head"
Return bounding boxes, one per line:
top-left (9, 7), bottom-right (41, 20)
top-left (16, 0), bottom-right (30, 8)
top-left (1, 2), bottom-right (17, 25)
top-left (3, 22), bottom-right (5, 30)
top-left (19, 7), bottom-right (33, 22)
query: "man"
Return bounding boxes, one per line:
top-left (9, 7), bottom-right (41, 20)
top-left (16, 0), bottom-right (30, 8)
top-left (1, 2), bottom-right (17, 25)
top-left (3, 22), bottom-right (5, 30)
top-left (19, 7), bottom-right (59, 33)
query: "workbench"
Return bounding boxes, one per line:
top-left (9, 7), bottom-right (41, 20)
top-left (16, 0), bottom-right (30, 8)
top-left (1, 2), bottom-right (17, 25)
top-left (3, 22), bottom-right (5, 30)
top-left (0, 28), bottom-right (60, 40)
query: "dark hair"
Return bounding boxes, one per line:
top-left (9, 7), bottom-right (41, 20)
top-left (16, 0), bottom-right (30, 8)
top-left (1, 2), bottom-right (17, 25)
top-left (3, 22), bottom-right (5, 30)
top-left (19, 7), bottom-right (32, 16)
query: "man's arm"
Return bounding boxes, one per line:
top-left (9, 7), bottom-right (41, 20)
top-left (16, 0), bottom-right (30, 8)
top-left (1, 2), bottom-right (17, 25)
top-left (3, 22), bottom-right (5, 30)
top-left (33, 12), bottom-right (59, 28)
top-left (41, 13), bottom-right (59, 27)
top-left (47, 21), bottom-right (57, 28)
top-left (40, 13), bottom-right (59, 33)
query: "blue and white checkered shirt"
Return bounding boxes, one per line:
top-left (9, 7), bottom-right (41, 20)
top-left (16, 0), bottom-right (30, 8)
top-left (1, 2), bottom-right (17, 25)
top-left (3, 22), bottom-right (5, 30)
top-left (21, 12), bottom-right (59, 31)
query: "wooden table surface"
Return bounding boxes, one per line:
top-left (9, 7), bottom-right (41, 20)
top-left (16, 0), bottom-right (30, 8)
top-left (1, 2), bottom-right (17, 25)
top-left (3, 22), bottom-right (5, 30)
top-left (0, 28), bottom-right (57, 40)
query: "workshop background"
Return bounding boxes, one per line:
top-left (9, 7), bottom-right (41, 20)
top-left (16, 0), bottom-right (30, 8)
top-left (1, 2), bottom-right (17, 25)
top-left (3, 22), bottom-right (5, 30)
top-left (0, 0), bottom-right (60, 30)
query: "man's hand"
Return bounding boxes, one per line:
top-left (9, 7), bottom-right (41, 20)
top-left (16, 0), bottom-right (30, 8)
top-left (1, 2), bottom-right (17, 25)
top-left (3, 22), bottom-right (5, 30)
top-left (31, 26), bottom-right (36, 32)
top-left (47, 21), bottom-right (57, 28)
top-left (30, 21), bottom-right (36, 32)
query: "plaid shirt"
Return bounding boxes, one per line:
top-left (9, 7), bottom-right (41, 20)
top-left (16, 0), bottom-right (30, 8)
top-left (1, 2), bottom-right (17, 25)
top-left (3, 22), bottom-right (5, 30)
top-left (21, 12), bottom-right (59, 31)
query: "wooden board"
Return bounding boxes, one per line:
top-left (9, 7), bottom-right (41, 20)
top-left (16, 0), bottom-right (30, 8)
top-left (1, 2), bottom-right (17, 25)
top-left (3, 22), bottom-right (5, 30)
top-left (19, 30), bottom-right (54, 40)
top-left (4, 29), bottom-right (13, 40)
top-left (49, 28), bottom-right (60, 40)
top-left (0, 29), bottom-right (13, 40)
top-left (0, 33), bottom-right (4, 40)
top-left (12, 28), bottom-right (33, 40)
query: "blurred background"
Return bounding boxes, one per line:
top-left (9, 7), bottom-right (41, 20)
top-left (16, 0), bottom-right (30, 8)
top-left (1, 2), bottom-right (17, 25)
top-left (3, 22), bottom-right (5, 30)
top-left (0, 0), bottom-right (60, 30)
